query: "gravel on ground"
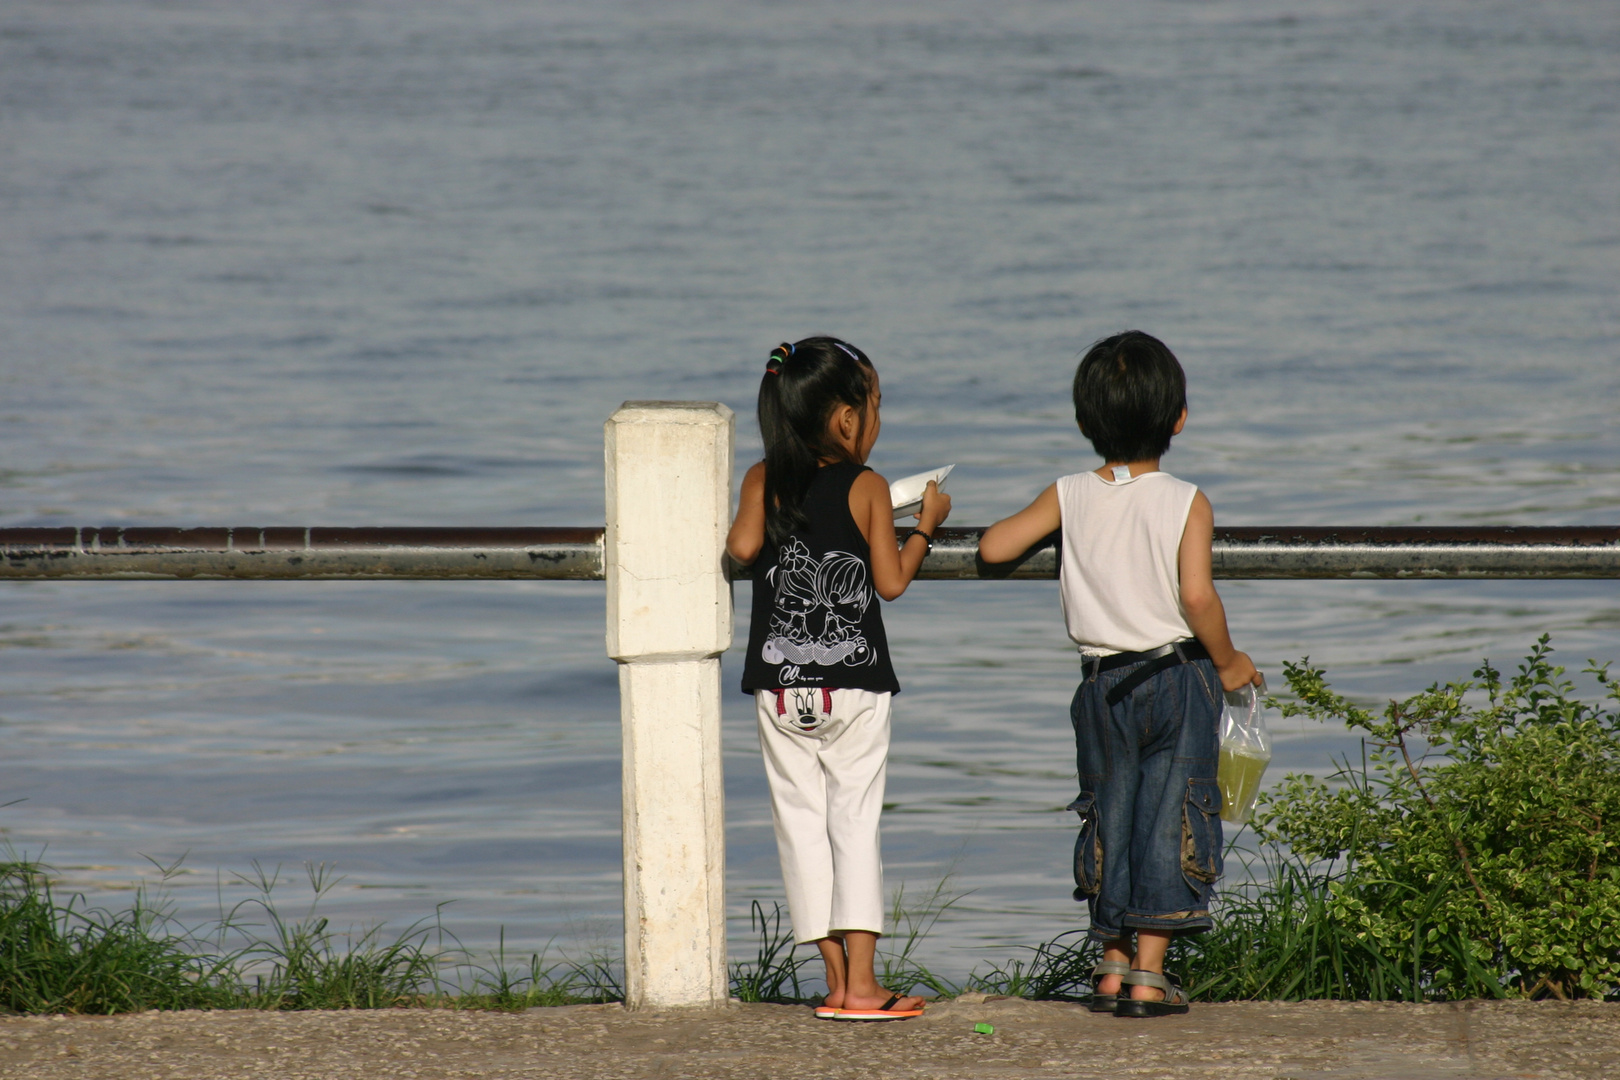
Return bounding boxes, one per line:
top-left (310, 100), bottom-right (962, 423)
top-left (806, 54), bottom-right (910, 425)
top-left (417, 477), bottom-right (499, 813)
top-left (3, 996), bottom-right (1617, 1079)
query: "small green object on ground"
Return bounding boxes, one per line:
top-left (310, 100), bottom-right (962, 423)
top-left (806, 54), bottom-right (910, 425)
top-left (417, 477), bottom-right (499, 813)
top-left (973, 1022), bottom-right (995, 1035)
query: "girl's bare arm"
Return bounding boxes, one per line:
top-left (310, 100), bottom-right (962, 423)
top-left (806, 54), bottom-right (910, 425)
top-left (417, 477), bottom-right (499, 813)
top-left (853, 471), bottom-right (949, 601)
top-left (1178, 491), bottom-right (1260, 692)
top-left (726, 461), bottom-right (767, 565)
top-left (978, 483), bottom-right (1060, 564)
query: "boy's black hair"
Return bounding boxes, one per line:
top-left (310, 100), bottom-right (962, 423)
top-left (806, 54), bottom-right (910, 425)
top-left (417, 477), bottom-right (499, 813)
top-left (757, 336), bottom-right (875, 547)
top-left (1072, 330), bottom-right (1186, 463)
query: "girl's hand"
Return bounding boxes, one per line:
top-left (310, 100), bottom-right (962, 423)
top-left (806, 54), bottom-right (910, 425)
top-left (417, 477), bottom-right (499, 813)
top-left (854, 469), bottom-right (927, 600)
top-left (916, 480), bottom-right (951, 532)
top-left (1216, 650), bottom-right (1262, 693)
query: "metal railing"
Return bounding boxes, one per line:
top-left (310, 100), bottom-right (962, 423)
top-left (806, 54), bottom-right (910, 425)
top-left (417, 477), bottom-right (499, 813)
top-left (3, 525), bottom-right (1618, 580)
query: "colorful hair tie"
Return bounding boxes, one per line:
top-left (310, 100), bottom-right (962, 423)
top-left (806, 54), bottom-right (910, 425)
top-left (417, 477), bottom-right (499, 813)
top-left (765, 342), bottom-right (793, 375)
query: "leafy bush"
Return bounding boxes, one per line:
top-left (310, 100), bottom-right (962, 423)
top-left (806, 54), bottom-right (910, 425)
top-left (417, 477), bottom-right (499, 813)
top-left (1255, 636), bottom-right (1620, 999)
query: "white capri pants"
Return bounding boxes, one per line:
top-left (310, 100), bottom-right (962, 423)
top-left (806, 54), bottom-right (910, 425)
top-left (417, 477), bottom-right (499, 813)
top-left (755, 687), bottom-right (891, 944)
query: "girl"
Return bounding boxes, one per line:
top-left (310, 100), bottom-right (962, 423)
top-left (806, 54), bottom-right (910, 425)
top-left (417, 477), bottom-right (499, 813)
top-left (727, 336), bottom-right (949, 1021)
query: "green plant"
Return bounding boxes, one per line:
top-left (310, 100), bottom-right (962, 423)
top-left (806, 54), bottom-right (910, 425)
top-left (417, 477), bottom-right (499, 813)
top-left (1164, 846), bottom-right (1505, 1001)
top-left (1254, 636), bottom-right (1620, 1000)
top-left (877, 875), bottom-right (968, 998)
top-left (729, 900), bottom-right (814, 1003)
top-left (0, 856), bottom-right (238, 1014)
top-left (220, 861), bottom-right (447, 1009)
top-left (455, 930), bottom-right (621, 1009)
top-left (0, 853), bottom-right (618, 1014)
top-left (960, 930), bottom-right (1096, 1000)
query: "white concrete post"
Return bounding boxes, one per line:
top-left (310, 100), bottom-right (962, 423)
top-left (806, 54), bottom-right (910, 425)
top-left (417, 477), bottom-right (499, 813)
top-left (604, 401), bottom-right (734, 1010)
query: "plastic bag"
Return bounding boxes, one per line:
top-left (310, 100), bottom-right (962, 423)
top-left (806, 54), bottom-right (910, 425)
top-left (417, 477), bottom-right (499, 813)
top-left (1217, 683), bottom-right (1273, 824)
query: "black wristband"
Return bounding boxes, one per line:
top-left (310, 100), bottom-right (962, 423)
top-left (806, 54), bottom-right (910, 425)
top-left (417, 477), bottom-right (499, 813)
top-left (901, 528), bottom-right (933, 555)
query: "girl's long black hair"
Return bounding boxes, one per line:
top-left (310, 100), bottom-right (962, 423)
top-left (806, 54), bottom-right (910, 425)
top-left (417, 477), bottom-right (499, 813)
top-left (757, 336), bottom-right (875, 548)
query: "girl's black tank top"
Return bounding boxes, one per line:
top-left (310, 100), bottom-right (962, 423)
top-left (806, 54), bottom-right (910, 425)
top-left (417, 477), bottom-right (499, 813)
top-left (740, 461), bottom-right (900, 695)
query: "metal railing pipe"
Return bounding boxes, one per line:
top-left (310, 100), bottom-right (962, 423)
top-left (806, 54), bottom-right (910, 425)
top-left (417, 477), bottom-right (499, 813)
top-left (0, 527), bottom-right (604, 580)
top-left (2, 525), bottom-right (1617, 581)
top-left (907, 525), bottom-right (1620, 581)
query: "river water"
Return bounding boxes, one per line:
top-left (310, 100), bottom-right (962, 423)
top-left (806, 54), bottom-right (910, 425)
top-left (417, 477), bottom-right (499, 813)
top-left (2, 0), bottom-right (1616, 980)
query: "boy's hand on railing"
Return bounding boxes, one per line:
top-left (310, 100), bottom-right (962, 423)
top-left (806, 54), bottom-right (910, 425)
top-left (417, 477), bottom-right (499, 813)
top-left (916, 480), bottom-right (952, 533)
top-left (1216, 651), bottom-right (1262, 693)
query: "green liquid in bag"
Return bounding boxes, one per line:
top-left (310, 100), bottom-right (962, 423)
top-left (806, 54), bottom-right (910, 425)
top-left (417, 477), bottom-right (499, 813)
top-left (1218, 745), bottom-right (1271, 824)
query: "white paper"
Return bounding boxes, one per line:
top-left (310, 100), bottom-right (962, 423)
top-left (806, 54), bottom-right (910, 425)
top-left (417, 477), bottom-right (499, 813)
top-left (888, 464), bottom-right (954, 521)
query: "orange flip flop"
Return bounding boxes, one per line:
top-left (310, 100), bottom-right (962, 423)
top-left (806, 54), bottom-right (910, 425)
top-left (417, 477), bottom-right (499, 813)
top-left (831, 994), bottom-right (925, 1021)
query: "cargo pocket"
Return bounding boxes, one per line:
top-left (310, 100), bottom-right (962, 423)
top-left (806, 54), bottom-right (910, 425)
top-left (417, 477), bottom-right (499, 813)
top-left (1066, 793), bottom-right (1102, 900)
top-left (1181, 779), bottom-right (1223, 886)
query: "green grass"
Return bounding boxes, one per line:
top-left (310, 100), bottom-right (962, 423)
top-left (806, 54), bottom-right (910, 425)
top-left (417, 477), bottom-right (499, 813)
top-left (731, 842), bottom-right (1610, 1005)
top-left (944, 847), bottom-right (1519, 1004)
top-left (5, 841), bottom-right (1608, 1015)
top-left (0, 855), bottom-right (619, 1015)
top-left (0, 858), bottom-right (238, 1014)
top-left (1165, 848), bottom-right (1514, 1002)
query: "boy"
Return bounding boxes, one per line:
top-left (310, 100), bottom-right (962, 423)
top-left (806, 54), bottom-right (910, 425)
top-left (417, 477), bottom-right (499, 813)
top-left (980, 330), bottom-right (1261, 1017)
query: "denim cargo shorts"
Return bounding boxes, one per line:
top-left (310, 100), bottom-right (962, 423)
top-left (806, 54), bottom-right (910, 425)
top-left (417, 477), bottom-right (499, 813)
top-left (1067, 654), bottom-right (1223, 942)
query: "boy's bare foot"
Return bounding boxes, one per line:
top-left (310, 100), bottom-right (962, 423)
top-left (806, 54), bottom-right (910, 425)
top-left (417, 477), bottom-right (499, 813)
top-left (1097, 940), bottom-right (1133, 997)
top-left (1124, 932), bottom-right (1173, 1003)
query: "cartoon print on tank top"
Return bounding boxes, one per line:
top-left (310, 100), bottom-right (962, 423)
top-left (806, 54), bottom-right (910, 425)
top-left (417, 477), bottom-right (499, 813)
top-left (760, 537), bottom-right (875, 677)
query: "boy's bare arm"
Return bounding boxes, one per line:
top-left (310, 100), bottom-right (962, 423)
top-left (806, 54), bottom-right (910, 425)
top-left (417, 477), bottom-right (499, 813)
top-left (979, 483), bottom-right (1060, 564)
top-left (856, 472), bottom-right (949, 601)
top-left (1179, 491), bottom-right (1261, 692)
top-left (726, 461), bottom-right (767, 564)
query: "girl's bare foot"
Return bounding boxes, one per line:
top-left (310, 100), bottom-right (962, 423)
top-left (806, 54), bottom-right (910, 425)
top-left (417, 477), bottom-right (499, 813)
top-left (840, 988), bottom-right (925, 1012)
top-left (818, 932), bottom-right (923, 1013)
top-left (817, 936), bottom-right (848, 1012)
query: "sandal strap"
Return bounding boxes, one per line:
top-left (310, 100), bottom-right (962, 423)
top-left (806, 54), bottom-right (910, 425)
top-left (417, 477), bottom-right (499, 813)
top-left (1090, 961), bottom-right (1131, 980)
top-left (1119, 969), bottom-right (1168, 991)
top-left (1120, 969), bottom-right (1185, 1004)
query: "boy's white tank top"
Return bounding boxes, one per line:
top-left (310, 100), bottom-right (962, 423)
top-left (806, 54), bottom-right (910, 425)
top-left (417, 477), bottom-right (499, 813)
top-left (1056, 469), bottom-right (1198, 656)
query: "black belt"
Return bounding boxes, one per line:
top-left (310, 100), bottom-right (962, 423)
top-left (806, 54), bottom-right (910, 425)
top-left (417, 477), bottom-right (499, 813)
top-left (1086, 640), bottom-right (1211, 706)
